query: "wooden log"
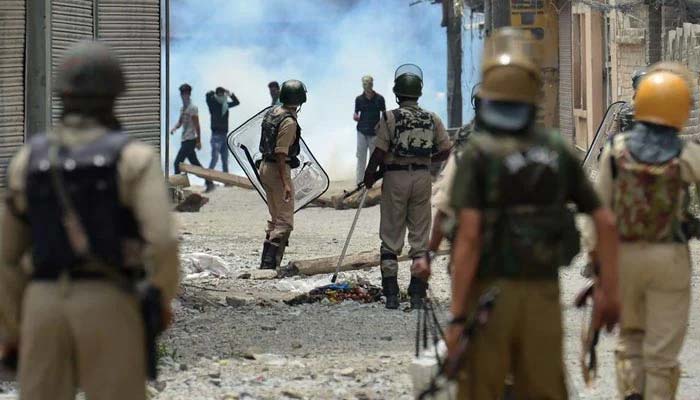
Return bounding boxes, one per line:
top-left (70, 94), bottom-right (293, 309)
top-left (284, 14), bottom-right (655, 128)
top-left (280, 248), bottom-right (451, 277)
top-left (179, 163), bottom-right (381, 209)
top-left (178, 164), bottom-right (254, 190)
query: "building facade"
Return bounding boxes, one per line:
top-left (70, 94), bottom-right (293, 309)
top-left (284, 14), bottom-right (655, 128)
top-left (0, 0), bottom-right (162, 187)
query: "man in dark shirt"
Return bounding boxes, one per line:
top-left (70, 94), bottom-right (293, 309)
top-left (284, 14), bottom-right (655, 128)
top-left (353, 75), bottom-right (386, 184)
top-left (268, 81), bottom-right (281, 106)
top-left (205, 87), bottom-right (240, 183)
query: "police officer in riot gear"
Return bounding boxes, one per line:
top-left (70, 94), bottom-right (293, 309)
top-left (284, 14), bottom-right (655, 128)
top-left (0, 41), bottom-right (180, 400)
top-left (259, 79), bottom-right (307, 270)
top-left (616, 68), bottom-right (647, 134)
top-left (447, 28), bottom-right (620, 398)
top-left (363, 64), bottom-right (451, 310)
top-left (589, 62), bottom-right (700, 400)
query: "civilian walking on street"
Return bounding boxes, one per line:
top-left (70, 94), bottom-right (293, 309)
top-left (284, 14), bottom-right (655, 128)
top-left (354, 75), bottom-right (385, 184)
top-left (205, 86), bottom-right (240, 178)
top-left (171, 83), bottom-right (212, 190)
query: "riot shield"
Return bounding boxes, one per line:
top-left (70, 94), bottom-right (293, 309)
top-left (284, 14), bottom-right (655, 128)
top-left (227, 107), bottom-right (330, 213)
top-left (581, 101), bottom-right (627, 182)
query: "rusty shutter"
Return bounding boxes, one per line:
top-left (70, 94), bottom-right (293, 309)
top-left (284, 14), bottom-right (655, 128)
top-left (558, 1), bottom-right (574, 142)
top-left (0, 1), bottom-right (26, 188)
top-left (98, 0), bottom-right (161, 148)
top-left (50, 0), bottom-right (95, 124)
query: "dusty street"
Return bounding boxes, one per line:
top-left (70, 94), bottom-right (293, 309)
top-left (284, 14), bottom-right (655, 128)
top-left (150, 183), bottom-right (700, 400)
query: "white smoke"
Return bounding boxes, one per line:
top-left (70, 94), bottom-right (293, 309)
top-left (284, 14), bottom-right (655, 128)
top-left (163, 0), bottom-right (482, 181)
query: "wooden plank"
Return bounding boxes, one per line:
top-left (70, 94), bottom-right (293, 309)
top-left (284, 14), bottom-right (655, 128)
top-left (178, 163), bottom-right (254, 190)
top-left (280, 249), bottom-right (451, 277)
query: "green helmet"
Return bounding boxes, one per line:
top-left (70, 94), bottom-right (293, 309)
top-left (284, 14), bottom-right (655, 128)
top-left (55, 40), bottom-right (125, 98)
top-left (279, 80), bottom-right (307, 105)
top-left (393, 64), bottom-right (423, 98)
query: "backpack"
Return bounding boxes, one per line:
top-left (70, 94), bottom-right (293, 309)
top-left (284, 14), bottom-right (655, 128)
top-left (472, 130), bottom-right (580, 279)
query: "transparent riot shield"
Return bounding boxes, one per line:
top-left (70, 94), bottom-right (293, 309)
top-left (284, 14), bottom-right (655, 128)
top-left (227, 107), bottom-right (330, 213)
top-left (581, 101), bottom-right (627, 182)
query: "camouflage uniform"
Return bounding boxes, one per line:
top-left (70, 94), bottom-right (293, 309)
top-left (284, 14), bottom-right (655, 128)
top-left (375, 101), bottom-right (451, 278)
top-left (594, 129), bottom-right (700, 399)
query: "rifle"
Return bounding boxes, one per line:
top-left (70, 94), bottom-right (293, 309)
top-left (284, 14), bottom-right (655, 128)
top-left (418, 288), bottom-right (499, 399)
top-left (140, 285), bottom-right (166, 380)
top-left (574, 280), bottom-right (600, 386)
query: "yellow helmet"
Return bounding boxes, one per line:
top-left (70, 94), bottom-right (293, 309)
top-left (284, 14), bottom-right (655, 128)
top-left (479, 27), bottom-right (542, 104)
top-left (634, 64), bottom-right (693, 131)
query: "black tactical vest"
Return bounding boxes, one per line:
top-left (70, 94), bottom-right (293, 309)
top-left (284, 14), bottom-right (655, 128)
top-left (259, 106), bottom-right (301, 163)
top-left (25, 132), bottom-right (141, 279)
top-left (390, 106), bottom-right (436, 158)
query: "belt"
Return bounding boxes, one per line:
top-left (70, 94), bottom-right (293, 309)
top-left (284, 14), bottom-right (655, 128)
top-left (385, 164), bottom-right (429, 171)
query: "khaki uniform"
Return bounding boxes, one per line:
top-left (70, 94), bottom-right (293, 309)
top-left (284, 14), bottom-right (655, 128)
top-left (0, 115), bottom-right (180, 400)
top-left (592, 135), bottom-right (700, 399)
top-left (375, 101), bottom-right (450, 276)
top-left (450, 131), bottom-right (601, 399)
top-left (260, 106), bottom-right (298, 241)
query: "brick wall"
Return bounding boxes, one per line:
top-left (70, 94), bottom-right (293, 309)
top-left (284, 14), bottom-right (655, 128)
top-left (663, 23), bottom-right (700, 137)
top-left (610, 4), bottom-right (648, 103)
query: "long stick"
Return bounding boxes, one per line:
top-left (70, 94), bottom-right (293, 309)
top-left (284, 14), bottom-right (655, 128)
top-left (331, 188), bottom-right (369, 283)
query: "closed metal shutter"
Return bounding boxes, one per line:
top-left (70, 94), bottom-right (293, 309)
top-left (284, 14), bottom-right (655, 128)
top-left (0, 0), bottom-right (26, 188)
top-left (50, 0), bottom-right (95, 124)
top-left (98, 0), bottom-right (161, 148)
top-left (558, 1), bottom-right (574, 142)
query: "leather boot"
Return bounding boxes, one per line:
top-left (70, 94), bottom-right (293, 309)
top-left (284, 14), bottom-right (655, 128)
top-left (275, 235), bottom-right (289, 268)
top-left (408, 276), bottom-right (428, 309)
top-left (260, 239), bottom-right (279, 270)
top-left (382, 276), bottom-right (400, 309)
top-left (624, 395), bottom-right (642, 400)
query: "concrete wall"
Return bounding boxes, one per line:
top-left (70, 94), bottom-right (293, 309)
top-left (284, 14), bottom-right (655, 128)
top-left (664, 23), bottom-right (700, 137)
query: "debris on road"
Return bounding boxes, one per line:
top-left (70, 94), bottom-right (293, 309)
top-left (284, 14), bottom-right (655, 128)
top-left (284, 281), bottom-right (382, 306)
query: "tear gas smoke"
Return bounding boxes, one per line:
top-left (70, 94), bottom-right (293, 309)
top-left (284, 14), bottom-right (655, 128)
top-left (165, 0), bottom-right (482, 181)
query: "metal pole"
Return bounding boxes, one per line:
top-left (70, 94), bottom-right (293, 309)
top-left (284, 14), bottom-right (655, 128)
top-left (164, 0), bottom-right (170, 176)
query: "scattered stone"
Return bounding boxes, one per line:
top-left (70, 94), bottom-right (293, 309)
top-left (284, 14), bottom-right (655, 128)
top-left (210, 378), bottom-right (221, 387)
top-left (225, 296), bottom-right (247, 307)
top-left (237, 272), bottom-right (252, 279)
top-left (281, 390), bottom-right (304, 399)
top-left (291, 342), bottom-right (303, 350)
top-left (152, 381), bottom-right (167, 392)
top-left (251, 270), bottom-right (278, 280)
top-left (339, 367), bottom-right (356, 378)
top-left (208, 371), bottom-right (221, 379)
top-left (261, 325), bottom-right (277, 331)
top-left (380, 336), bottom-right (392, 341)
top-left (175, 192), bottom-right (209, 212)
top-left (179, 363), bottom-right (188, 371)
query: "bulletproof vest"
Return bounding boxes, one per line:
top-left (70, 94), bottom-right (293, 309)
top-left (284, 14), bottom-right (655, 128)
top-left (25, 132), bottom-right (141, 279)
top-left (470, 129), bottom-right (580, 279)
top-left (259, 106), bottom-right (301, 163)
top-left (389, 106), bottom-right (436, 158)
top-left (611, 124), bottom-right (687, 243)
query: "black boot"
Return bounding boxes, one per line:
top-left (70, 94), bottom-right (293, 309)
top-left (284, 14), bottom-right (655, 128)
top-left (260, 240), bottom-right (279, 270)
top-left (408, 276), bottom-right (428, 309)
top-left (275, 235), bottom-right (289, 268)
top-left (624, 395), bottom-right (643, 400)
top-left (382, 276), bottom-right (400, 310)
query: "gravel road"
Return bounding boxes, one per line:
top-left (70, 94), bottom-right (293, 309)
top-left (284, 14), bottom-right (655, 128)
top-left (151, 183), bottom-right (700, 400)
